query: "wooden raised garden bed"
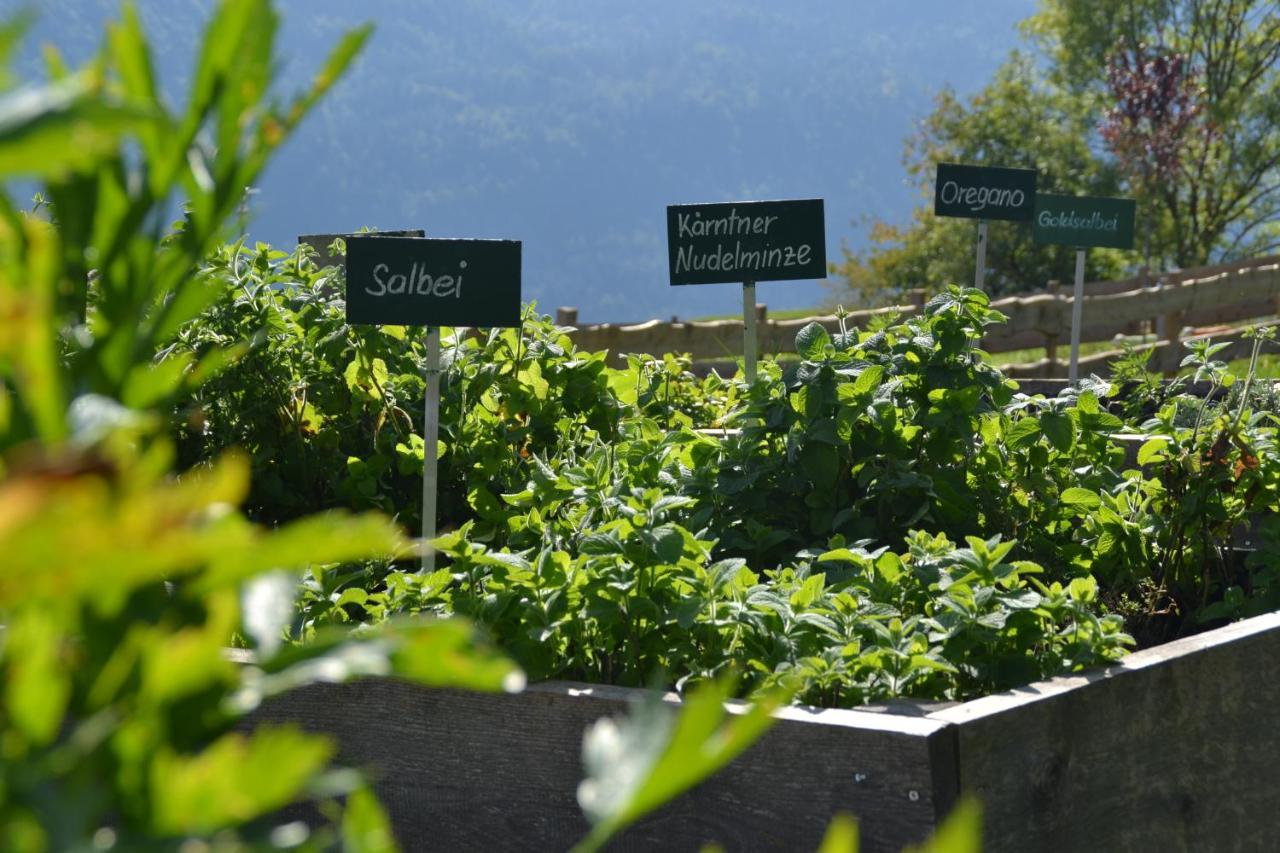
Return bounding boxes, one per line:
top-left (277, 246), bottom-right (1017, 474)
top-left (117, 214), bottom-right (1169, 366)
top-left (252, 610), bottom-right (1280, 851)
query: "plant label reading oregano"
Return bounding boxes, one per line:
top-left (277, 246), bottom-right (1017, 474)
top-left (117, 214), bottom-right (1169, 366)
top-left (345, 236), bottom-right (522, 327)
top-left (1033, 193), bottom-right (1136, 250)
top-left (666, 198), bottom-right (826, 285)
top-left (934, 163), bottom-right (1037, 222)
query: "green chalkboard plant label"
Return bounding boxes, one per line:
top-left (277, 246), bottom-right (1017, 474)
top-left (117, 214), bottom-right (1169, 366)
top-left (345, 236), bottom-right (522, 327)
top-left (934, 163), bottom-right (1037, 222)
top-left (1033, 194), bottom-right (1136, 250)
top-left (666, 198), bottom-right (826, 285)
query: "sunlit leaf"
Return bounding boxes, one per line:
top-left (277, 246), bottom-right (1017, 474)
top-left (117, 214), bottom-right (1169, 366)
top-left (817, 813), bottom-right (860, 853)
top-left (904, 798), bottom-right (981, 853)
top-left (796, 322), bottom-right (831, 361)
top-left (342, 786), bottom-right (399, 853)
top-left (150, 727), bottom-right (334, 835)
top-left (0, 74), bottom-right (153, 177)
top-left (573, 675), bottom-right (786, 852)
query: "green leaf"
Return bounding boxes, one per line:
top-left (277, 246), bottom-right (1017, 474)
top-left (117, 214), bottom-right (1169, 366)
top-left (121, 352), bottom-right (194, 409)
top-left (652, 525), bottom-right (685, 563)
top-left (344, 357), bottom-right (389, 402)
top-left (280, 22), bottom-right (374, 136)
top-left (140, 624), bottom-right (235, 705)
top-left (801, 442), bottom-right (841, 491)
top-left (573, 675), bottom-right (786, 852)
top-left (796, 322), bottom-right (831, 360)
top-left (1075, 391), bottom-right (1101, 415)
top-left (4, 610), bottom-right (71, 746)
top-left (1067, 576), bottom-right (1098, 604)
top-left (519, 359), bottom-right (550, 400)
top-left (816, 548), bottom-right (872, 567)
top-left (849, 364), bottom-right (884, 398)
top-left (0, 74), bottom-right (154, 177)
top-left (817, 813), bottom-right (860, 853)
top-left (342, 786), bottom-right (399, 853)
top-left (150, 727), bottom-right (334, 835)
top-left (1136, 437), bottom-right (1168, 466)
top-left (0, 13), bottom-right (33, 90)
top-left (205, 511), bottom-right (403, 591)
top-left (388, 619), bottom-right (527, 693)
top-left (1040, 411), bottom-right (1074, 453)
top-left (581, 531), bottom-right (625, 556)
top-left (1005, 417), bottom-right (1041, 449)
top-left (245, 619), bottom-right (524, 709)
top-left (905, 797), bottom-right (981, 853)
top-left (1059, 487), bottom-right (1101, 509)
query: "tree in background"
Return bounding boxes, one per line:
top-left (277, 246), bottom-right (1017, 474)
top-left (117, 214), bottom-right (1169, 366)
top-left (1086, 1), bottom-right (1280, 269)
top-left (829, 0), bottom-right (1280, 307)
top-left (830, 54), bottom-right (1126, 305)
top-left (1100, 44), bottom-right (1203, 278)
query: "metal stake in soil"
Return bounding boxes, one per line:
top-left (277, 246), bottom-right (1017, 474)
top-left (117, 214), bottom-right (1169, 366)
top-left (422, 325), bottom-right (441, 573)
top-left (1068, 248), bottom-right (1086, 383)
top-left (742, 280), bottom-right (758, 384)
top-left (974, 220), bottom-right (988, 291)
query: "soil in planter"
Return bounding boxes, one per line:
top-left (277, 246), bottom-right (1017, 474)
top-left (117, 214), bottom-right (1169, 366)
top-left (1109, 546), bottom-right (1260, 649)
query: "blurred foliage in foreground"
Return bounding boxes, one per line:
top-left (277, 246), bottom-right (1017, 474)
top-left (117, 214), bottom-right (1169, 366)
top-left (0, 3), bottom-right (523, 850)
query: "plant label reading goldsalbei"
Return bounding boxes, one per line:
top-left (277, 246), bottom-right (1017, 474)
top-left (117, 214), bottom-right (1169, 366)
top-left (1033, 193), bottom-right (1136, 250)
top-left (934, 163), bottom-right (1036, 222)
top-left (666, 198), bottom-right (826, 285)
top-left (345, 236), bottom-right (522, 327)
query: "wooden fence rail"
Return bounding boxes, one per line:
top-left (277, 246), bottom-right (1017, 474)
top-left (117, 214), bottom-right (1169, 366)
top-left (559, 256), bottom-right (1280, 378)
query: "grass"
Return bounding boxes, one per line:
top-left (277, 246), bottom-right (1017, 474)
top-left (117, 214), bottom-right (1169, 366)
top-left (1230, 352), bottom-right (1280, 378)
top-left (987, 335), bottom-right (1159, 366)
top-left (681, 308), bottom-right (1280, 380)
top-left (689, 306), bottom-right (830, 322)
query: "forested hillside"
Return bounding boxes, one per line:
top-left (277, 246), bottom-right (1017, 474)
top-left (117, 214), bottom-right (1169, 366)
top-left (22, 1), bottom-right (1031, 317)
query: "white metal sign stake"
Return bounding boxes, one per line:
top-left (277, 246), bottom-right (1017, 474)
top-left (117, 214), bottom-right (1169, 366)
top-left (422, 325), bottom-right (442, 573)
top-left (742, 279), bottom-right (758, 384)
top-left (1068, 248), bottom-right (1086, 383)
top-left (974, 220), bottom-right (988, 291)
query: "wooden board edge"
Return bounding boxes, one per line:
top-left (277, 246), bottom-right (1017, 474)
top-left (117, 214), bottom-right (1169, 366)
top-left (928, 609), bottom-right (1280, 725)
top-left (528, 679), bottom-right (953, 737)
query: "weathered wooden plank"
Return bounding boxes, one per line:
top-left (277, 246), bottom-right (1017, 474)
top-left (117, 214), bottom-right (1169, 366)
top-left (1081, 264), bottom-right (1280, 329)
top-left (998, 320), bottom-right (1264, 379)
top-left (252, 679), bottom-right (954, 852)
top-left (248, 610), bottom-right (1280, 850)
top-left (979, 328), bottom-right (1052, 354)
top-left (297, 230), bottom-right (426, 268)
top-left (1184, 298), bottom-right (1277, 329)
top-left (929, 611), bottom-right (1280, 853)
top-left (564, 259), bottom-right (1280, 368)
top-left (1080, 254), bottom-right (1280, 296)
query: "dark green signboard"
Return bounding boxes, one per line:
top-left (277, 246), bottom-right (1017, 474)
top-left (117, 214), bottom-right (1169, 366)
top-left (934, 162), bottom-right (1037, 222)
top-left (345, 236), bottom-right (521, 327)
top-left (666, 198), bottom-right (826, 285)
top-left (1033, 193), bottom-right (1136, 250)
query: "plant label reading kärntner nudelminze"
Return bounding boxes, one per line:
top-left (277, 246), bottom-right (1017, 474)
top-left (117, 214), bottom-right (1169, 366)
top-left (345, 236), bottom-right (522, 328)
top-left (666, 198), bottom-right (826, 285)
top-left (934, 163), bottom-right (1037, 222)
top-left (1033, 194), bottom-right (1136, 250)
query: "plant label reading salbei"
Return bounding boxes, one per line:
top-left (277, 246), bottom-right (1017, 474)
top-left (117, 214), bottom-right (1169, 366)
top-left (345, 236), bottom-right (522, 327)
top-left (666, 198), bottom-right (826, 285)
top-left (1033, 193), bottom-right (1136, 250)
top-left (934, 163), bottom-right (1037, 222)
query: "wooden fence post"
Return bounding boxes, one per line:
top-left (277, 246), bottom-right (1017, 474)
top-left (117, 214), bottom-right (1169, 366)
top-left (1044, 280), bottom-right (1060, 376)
top-left (1159, 310), bottom-right (1185, 375)
top-left (556, 256), bottom-right (1276, 373)
top-left (1146, 273), bottom-right (1180, 375)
